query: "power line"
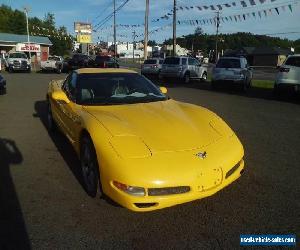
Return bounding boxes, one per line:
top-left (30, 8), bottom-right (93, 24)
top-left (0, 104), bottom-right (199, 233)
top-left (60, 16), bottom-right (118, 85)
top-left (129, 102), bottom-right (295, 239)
top-left (94, 0), bottom-right (130, 31)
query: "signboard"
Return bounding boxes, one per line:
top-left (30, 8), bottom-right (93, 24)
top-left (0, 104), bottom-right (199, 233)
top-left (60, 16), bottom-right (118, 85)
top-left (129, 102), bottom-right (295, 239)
top-left (16, 43), bottom-right (41, 52)
top-left (74, 22), bottom-right (92, 34)
top-left (77, 34), bottom-right (92, 44)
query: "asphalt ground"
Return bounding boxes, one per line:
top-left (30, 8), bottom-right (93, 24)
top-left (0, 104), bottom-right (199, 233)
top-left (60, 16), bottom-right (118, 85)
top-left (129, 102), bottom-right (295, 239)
top-left (0, 72), bottom-right (299, 249)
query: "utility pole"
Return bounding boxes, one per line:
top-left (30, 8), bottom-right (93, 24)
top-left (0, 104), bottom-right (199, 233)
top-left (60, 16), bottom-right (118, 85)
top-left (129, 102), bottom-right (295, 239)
top-left (23, 7), bottom-right (31, 64)
top-left (113, 0), bottom-right (117, 59)
top-left (172, 0), bottom-right (177, 56)
top-left (144, 0), bottom-right (149, 60)
top-left (215, 11), bottom-right (220, 62)
top-left (132, 30), bottom-right (137, 61)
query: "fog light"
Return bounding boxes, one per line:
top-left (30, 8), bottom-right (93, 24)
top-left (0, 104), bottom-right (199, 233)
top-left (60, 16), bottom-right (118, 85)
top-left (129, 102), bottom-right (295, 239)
top-left (113, 181), bottom-right (145, 196)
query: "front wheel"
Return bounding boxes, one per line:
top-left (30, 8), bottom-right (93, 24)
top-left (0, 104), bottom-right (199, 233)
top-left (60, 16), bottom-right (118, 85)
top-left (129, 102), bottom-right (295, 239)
top-left (80, 136), bottom-right (101, 197)
top-left (56, 66), bottom-right (62, 74)
top-left (201, 72), bottom-right (207, 82)
top-left (47, 102), bottom-right (56, 132)
top-left (8, 67), bottom-right (13, 73)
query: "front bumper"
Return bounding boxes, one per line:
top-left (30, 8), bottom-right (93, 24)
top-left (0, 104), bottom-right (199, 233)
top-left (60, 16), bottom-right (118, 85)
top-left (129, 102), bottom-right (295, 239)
top-left (274, 83), bottom-right (300, 93)
top-left (100, 134), bottom-right (245, 212)
top-left (141, 68), bottom-right (160, 75)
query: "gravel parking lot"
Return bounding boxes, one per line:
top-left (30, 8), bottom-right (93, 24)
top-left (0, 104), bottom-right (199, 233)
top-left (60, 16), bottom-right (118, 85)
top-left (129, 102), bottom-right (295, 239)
top-left (0, 72), bottom-right (299, 249)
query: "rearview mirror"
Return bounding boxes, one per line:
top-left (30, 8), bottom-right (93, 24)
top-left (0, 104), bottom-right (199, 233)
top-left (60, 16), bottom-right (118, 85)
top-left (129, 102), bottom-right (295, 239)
top-left (51, 90), bottom-right (70, 104)
top-left (159, 86), bottom-right (168, 94)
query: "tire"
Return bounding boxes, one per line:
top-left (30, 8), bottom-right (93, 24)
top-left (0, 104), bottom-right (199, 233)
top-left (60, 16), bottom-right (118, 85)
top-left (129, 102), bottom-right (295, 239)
top-left (183, 72), bottom-right (190, 84)
top-left (47, 102), bottom-right (57, 132)
top-left (27, 68), bottom-right (31, 73)
top-left (56, 66), bottom-right (62, 74)
top-left (8, 67), bottom-right (13, 73)
top-left (241, 80), bottom-right (248, 92)
top-left (80, 136), bottom-right (101, 197)
top-left (201, 72), bottom-right (207, 82)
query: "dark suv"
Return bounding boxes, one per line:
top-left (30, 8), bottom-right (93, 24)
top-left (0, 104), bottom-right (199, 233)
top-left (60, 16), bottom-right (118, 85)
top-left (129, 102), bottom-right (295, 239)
top-left (66, 54), bottom-right (93, 71)
top-left (93, 56), bottom-right (119, 68)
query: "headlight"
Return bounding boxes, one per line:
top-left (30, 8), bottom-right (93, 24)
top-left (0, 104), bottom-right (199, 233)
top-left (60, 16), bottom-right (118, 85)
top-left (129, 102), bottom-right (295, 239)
top-left (113, 181), bottom-right (145, 196)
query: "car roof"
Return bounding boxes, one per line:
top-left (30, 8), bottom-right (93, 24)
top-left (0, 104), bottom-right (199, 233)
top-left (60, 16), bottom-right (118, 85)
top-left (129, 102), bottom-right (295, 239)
top-left (75, 68), bottom-right (137, 74)
top-left (287, 54), bottom-right (300, 57)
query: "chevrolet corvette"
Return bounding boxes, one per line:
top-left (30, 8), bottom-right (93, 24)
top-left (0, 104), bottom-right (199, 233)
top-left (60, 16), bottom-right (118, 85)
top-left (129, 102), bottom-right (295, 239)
top-left (47, 68), bottom-right (244, 212)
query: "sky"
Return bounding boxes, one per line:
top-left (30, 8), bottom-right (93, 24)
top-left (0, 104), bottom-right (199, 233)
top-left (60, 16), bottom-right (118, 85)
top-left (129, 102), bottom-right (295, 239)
top-left (1, 0), bottom-right (300, 43)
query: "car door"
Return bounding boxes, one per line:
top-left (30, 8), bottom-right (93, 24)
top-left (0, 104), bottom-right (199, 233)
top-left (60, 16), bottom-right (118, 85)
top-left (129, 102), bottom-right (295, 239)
top-left (61, 72), bottom-right (83, 145)
top-left (193, 58), bottom-right (203, 78)
top-left (187, 58), bottom-right (196, 77)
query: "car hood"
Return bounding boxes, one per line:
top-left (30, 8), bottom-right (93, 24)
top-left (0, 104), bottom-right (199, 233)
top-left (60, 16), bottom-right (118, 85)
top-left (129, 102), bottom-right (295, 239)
top-left (83, 99), bottom-right (224, 153)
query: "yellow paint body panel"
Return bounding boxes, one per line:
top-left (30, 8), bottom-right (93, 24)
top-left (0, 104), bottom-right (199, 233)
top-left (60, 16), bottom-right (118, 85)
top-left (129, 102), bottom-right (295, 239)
top-left (48, 72), bottom-right (244, 212)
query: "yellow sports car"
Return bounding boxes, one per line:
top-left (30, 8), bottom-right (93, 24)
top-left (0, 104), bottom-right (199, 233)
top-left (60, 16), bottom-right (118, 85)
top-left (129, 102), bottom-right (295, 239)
top-left (47, 68), bottom-right (244, 212)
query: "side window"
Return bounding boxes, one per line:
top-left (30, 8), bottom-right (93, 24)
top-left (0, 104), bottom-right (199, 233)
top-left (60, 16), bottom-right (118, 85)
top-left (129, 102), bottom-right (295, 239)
top-left (181, 58), bottom-right (187, 65)
top-left (63, 72), bottom-right (77, 101)
top-left (192, 59), bottom-right (200, 66)
top-left (188, 58), bottom-right (193, 65)
top-left (159, 60), bottom-right (164, 64)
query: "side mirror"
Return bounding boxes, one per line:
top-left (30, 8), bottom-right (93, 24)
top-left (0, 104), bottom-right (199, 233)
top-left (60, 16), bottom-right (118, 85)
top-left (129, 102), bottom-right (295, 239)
top-left (159, 86), bottom-right (168, 94)
top-left (51, 90), bottom-right (70, 104)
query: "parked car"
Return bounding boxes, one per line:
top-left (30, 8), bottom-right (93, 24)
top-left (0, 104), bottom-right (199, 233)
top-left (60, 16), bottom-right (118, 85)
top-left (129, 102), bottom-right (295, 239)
top-left (66, 54), bottom-right (93, 71)
top-left (274, 54), bottom-right (300, 96)
top-left (160, 56), bottom-right (208, 84)
top-left (5, 52), bottom-right (31, 73)
top-left (40, 56), bottom-right (64, 73)
top-left (46, 68), bottom-right (244, 211)
top-left (93, 55), bottom-right (119, 68)
top-left (141, 58), bottom-right (164, 77)
top-left (0, 74), bottom-right (6, 95)
top-left (211, 57), bottom-right (252, 91)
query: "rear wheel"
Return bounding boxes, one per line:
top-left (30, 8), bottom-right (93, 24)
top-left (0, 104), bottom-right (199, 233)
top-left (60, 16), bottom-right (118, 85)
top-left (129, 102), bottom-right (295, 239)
top-left (56, 66), bottom-right (62, 74)
top-left (80, 136), bottom-right (101, 197)
top-left (8, 67), bottom-right (13, 73)
top-left (183, 72), bottom-right (190, 84)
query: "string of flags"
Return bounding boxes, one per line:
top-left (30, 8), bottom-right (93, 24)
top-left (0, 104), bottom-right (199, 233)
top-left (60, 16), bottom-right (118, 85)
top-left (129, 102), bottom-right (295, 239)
top-left (30, 25), bottom-right (74, 40)
top-left (177, 4), bottom-right (293, 26)
top-left (152, 0), bottom-right (279, 22)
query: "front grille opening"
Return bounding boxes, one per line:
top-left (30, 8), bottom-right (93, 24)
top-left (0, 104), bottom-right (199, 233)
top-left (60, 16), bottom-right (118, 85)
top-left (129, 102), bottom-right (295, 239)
top-left (148, 186), bottom-right (190, 196)
top-left (134, 203), bottom-right (157, 208)
top-left (226, 160), bottom-right (242, 179)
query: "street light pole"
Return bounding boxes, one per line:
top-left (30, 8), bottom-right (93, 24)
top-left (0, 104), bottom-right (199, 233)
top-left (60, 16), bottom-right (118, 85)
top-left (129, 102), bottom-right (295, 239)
top-left (144, 0), bottom-right (149, 60)
top-left (215, 11), bottom-right (220, 62)
top-left (172, 0), bottom-right (177, 56)
top-left (113, 0), bottom-right (117, 59)
top-left (24, 7), bottom-right (31, 64)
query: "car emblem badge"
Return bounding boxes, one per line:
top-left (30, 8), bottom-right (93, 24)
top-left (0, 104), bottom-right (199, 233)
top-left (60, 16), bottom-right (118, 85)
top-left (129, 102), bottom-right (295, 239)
top-left (196, 151), bottom-right (207, 159)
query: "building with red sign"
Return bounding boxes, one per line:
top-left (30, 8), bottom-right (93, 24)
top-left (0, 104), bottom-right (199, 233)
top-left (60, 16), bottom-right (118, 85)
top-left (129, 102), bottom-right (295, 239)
top-left (0, 32), bottom-right (52, 65)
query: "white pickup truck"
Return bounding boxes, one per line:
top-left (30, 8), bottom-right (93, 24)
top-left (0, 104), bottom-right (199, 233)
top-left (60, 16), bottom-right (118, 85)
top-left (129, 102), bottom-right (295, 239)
top-left (41, 56), bottom-right (63, 73)
top-left (5, 52), bottom-right (31, 73)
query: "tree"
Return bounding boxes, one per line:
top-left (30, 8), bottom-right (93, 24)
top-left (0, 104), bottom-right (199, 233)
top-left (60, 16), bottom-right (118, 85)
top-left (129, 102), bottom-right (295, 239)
top-left (194, 27), bottom-right (203, 36)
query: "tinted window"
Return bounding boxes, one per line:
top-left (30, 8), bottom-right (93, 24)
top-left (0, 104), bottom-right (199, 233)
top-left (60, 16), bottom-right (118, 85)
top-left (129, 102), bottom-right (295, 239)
top-left (48, 56), bottom-right (60, 61)
top-left (76, 73), bottom-right (166, 105)
top-left (285, 57), bottom-right (300, 67)
top-left (163, 57), bottom-right (180, 65)
top-left (159, 60), bottom-right (164, 64)
top-left (144, 59), bottom-right (157, 64)
top-left (63, 73), bottom-right (77, 101)
top-left (181, 58), bottom-right (187, 65)
top-left (216, 58), bottom-right (241, 68)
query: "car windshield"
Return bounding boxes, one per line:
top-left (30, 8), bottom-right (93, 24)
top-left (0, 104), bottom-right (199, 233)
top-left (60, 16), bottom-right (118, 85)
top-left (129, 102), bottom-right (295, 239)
top-left (285, 56), bottom-right (300, 67)
top-left (10, 53), bottom-right (27, 59)
top-left (163, 57), bottom-right (180, 65)
top-left (77, 73), bottom-right (167, 105)
top-left (144, 59), bottom-right (157, 64)
top-left (48, 56), bottom-right (60, 61)
top-left (216, 58), bottom-right (241, 68)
